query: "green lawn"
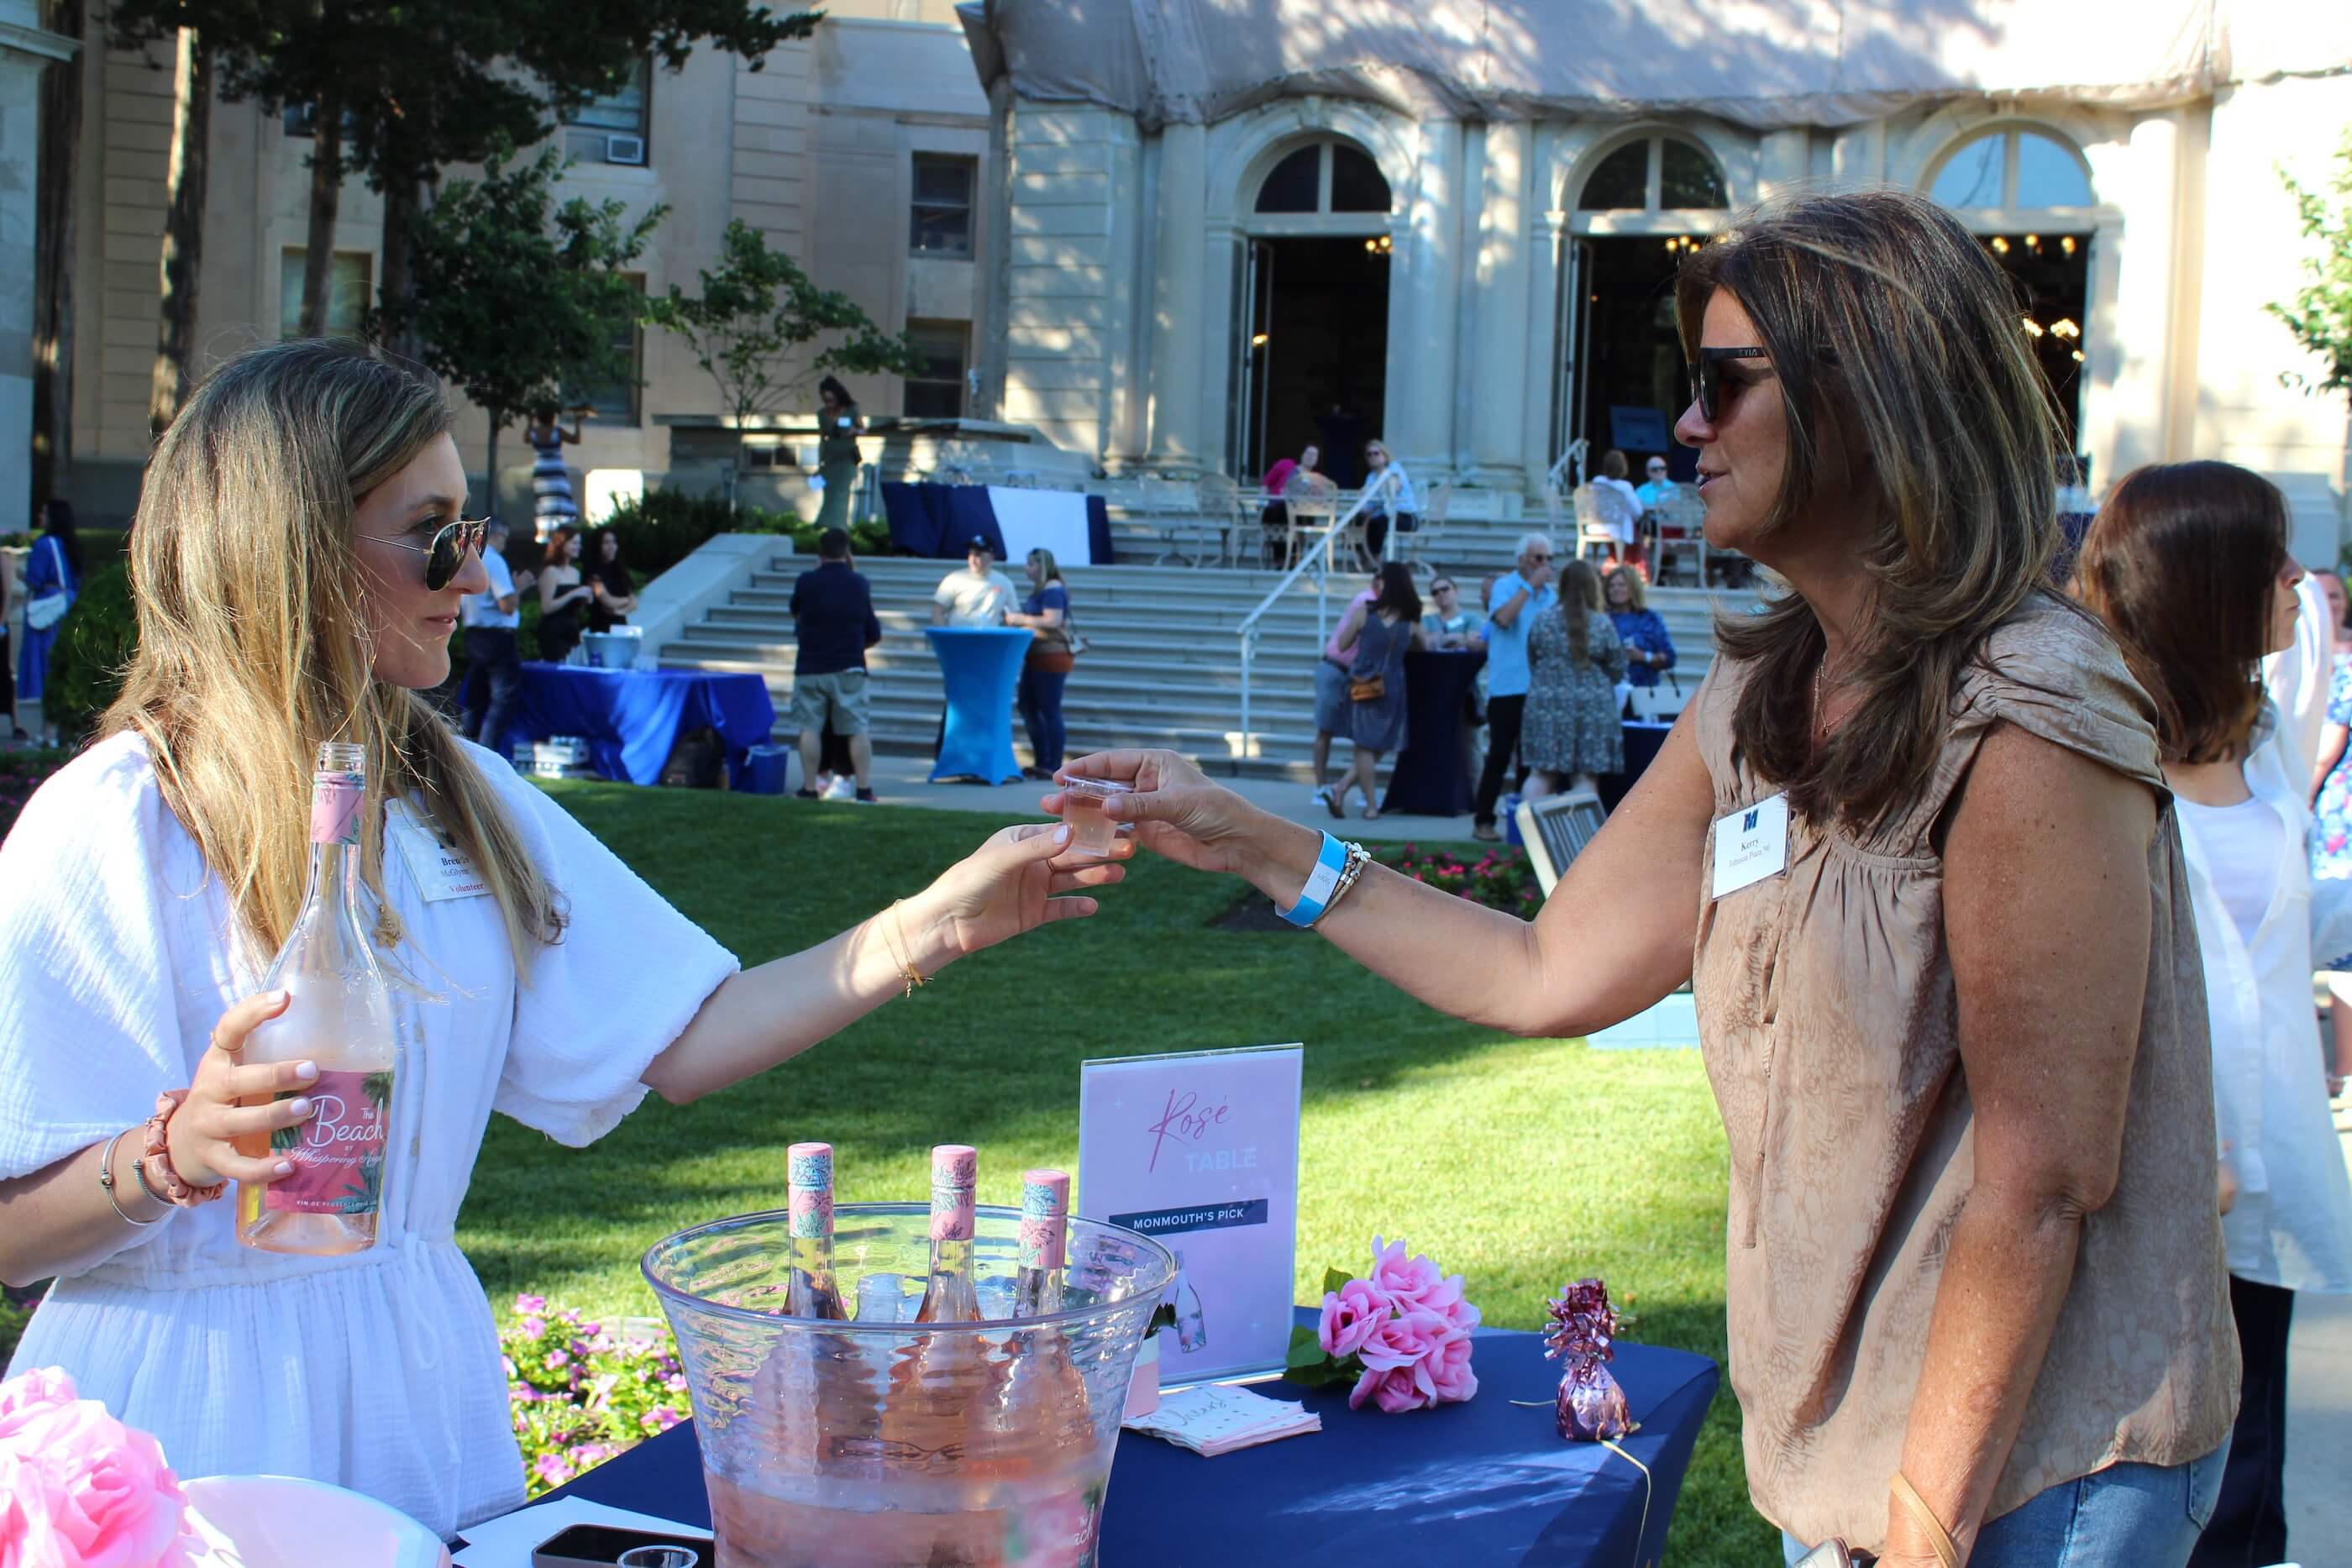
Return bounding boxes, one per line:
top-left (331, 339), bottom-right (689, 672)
top-left (457, 784), bottom-right (1776, 1566)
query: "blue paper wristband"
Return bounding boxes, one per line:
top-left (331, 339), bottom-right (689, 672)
top-left (1278, 831), bottom-right (1351, 928)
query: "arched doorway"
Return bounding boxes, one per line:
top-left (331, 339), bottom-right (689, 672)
top-left (1924, 124), bottom-right (2100, 465)
top-left (1231, 139), bottom-right (1395, 488)
top-left (1555, 133), bottom-right (1730, 488)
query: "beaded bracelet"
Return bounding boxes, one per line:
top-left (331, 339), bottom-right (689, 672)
top-left (139, 1089), bottom-right (225, 1207)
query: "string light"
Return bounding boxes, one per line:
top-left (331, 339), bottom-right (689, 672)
top-left (2050, 318), bottom-right (2080, 341)
top-left (1250, 333), bottom-right (1268, 348)
top-left (2020, 317), bottom-right (2045, 338)
top-left (2070, 349), bottom-right (2085, 363)
top-left (2024, 233), bottom-right (2040, 249)
top-left (2060, 236), bottom-right (2076, 255)
top-left (1362, 234), bottom-right (1394, 255)
top-left (1989, 236), bottom-right (2010, 254)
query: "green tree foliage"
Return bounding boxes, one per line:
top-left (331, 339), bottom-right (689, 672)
top-left (645, 218), bottom-right (921, 430)
top-left (377, 149), bottom-right (664, 494)
top-left (2270, 129), bottom-right (2352, 400)
top-left (44, 560), bottom-right (137, 747)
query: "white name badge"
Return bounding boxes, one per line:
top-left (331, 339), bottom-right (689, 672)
top-left (1711, 793), bottom-right (1790, 900)
top-left (387, 801), bottom-right (490, 903)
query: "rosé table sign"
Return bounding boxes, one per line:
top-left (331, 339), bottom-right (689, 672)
top-left (1078, 1044), bottom-right (1303, 1387)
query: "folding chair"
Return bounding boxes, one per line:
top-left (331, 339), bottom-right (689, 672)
top-left (1515, 788), bottom-right (1609, 896)
top-left (1572, 486), bottom-right (1626, 565)
top-left (1399, 480), bottom-right (1452, 574)
top-left (1282, 473), bottom-right (1341, 570)
top-left (1651, 491), bottom-right (1708, 585)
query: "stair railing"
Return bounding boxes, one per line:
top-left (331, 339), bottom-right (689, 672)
top-left (1234, 471), bottom-right (1399, 767)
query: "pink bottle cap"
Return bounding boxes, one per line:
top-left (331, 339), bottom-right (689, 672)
top-left (929, 1145), bottom-right (977, 1242)
top-left (787, 1143), bottom-right (833, 1240)
top-left (1019, 1169), bottom-right (1069, 1272)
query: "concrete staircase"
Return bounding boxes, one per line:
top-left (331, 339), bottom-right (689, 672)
top-left (659, 541), bottom-right (1742, 782)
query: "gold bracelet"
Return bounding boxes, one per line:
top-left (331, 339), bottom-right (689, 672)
top-left (880, 899), bottom-right (929, 999)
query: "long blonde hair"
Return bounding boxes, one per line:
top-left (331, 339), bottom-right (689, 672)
top-left (106, 338), bottom-right (562, 973)
top-left (1675, 189), bottom-right (2061, 828)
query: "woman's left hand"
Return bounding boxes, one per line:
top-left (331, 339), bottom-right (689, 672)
top-left (900, 821), bottom-right (1131, 968)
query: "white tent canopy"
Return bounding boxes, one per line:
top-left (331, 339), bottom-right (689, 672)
top-left (958, 0), bottom-right (2352, 130)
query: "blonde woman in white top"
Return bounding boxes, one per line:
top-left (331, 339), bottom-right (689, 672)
top-left (0, 340), bottom-right (1124, 1537)
top-left (2076, 460), bottom-right (2352, 1565)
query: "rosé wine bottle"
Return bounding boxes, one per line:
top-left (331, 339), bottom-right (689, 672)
top-left (1012, 1169), bottom-right (1068, 1317)
top-left (234, 742), bottom-right (399, 1256)
top-left (784, 1141), bottom-right (848, 1320)
top-left (912, 1145), bottom-right (982, 1324)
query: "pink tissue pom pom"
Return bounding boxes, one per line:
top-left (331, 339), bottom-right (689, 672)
top-left (0, 1366), bottom-right (194, 1568)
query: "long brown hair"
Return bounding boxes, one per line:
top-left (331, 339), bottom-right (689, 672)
top-left (1677, 189), bottom-right (2063, 828)
top-left (2072, 461), bottom-right (2289, 764)
top-left (106, 339), bottom-right (563, 973)
top-left (1558, 559), bottom-right (1602, 661)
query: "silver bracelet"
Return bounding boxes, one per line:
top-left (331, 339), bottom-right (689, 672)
top-left (98, 1128), bottom-right (160, 1227)
top-left (1310, 842), bottom-right (1373, 929)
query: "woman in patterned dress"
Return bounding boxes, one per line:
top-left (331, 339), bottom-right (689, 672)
top-left (1523, 558), bottom-right (1625, 794)
top-left (524, 404), bottom-right (582, 538)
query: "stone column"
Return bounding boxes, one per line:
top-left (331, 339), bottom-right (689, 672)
top-left (0, 0), bottom-right (78, 538)
top-left (1756, 128), bottom-right (1809, 201)
top-left (1142, 121), bottom-right (1207, 473)
top-left (2105, 110), bottom-right (2187, 478)
top-left (1465, 120), bottom-right (1532, 491)
top-left (1392, 117), bottom-right (1463, 476)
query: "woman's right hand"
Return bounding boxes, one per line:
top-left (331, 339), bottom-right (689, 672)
top-left (165, 991), bottom-right (321, 1189)
top-left (1044, 751), bottom-right (1298, 880)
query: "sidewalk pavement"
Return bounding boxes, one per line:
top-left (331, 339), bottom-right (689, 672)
top-left (2283, 1099), bottom-right (2351, 1562)
top-left (810, 749), bottom-right (1499, 845)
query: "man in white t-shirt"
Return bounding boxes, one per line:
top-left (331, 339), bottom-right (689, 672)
top-left (931, 538), bottom-right (1016, 627)
top-left (460, 517), bottom-right (523, 758)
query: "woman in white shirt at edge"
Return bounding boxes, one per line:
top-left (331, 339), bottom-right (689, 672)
top-left (2074, 459), bottom-right (2352, 1565)
top-left (0, 340), bottom-right (1127, 1539)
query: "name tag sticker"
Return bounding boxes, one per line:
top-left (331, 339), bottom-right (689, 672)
top-left (1711, 793), bottom-right (1789, 900)
top-left (388, 801), bottom-right (491, 903)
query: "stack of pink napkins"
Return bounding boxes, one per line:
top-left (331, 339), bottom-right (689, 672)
top-left (1122, 1383), bottom-right (1321, 1456)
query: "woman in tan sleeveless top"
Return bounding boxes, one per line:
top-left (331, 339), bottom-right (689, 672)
top-left (1058, 190), bottom-right (2236, 1565)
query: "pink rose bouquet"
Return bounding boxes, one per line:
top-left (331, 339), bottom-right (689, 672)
top-left (0, 1366), bottom-right (212, 1568)
top-left (1284, 1236), bottom-right (1479, 1413)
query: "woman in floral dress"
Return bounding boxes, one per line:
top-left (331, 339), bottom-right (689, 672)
top-left (1522, 559), bottom-right (1625, 794)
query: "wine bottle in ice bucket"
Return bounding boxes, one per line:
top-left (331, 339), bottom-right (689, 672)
top-left (235, 742), bottom-right (400, 1255)
top-left (914, 1145), bottom-right (983, 1324)
top-left (785, 1141), bottom-right (848, 1319)
top-left (1013, 1169), bottom-right (1068, 1316)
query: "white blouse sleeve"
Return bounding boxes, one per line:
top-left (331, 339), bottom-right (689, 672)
top-left (0, 740), bottom-right (210, 1189)
top-left (481, 756), bottom-right (740, 1146)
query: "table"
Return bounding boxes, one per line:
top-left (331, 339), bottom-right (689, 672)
top-left (477, 663), bottom-right (777, 787)
top-left (1381, 648), bottom-right (1486, 816)
top-left (528, 1306), bottom-right (1719, 1567)
top-left (880, 482), bottom-right (1116, 565)
top-left (1599, 721), bottom-right (1673, 813)
top-left (925, 627), bottom-right (1032, 784)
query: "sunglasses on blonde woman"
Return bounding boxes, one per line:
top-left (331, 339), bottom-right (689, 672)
top-left (365, 517), bottom-right (492, 591)
top-left (1688, 345), bottom-right (1770, 424)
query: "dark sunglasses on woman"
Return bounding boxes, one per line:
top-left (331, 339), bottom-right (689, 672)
top-left (365, 517), bottom-right (492, 591)
top-left (1688, 345), bottom-right (1770, 424)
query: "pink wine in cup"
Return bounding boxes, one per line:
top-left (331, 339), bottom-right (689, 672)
top-left (234, 742), bottom-right (399, 1256)
top-left (913, 1145), bottom-right (982, 1324)
top-left (1053, 776), bottom-right (1126, 861)
top-left (784, 1141), bottom-right (848, 1320)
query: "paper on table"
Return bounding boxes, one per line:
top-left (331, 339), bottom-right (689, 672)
top-left (450, 1495), bottom-right (711, 1567)
top-left (1123, 1382), bottom-right (1320, 1456)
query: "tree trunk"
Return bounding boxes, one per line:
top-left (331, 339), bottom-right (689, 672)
top-left (378, 173), bottom-right (422, 363)
top-left (296, 89), bottom-right (344, 338)
top-left (148, 28), bottom-right (210, 438)
top-left (31, 0), bottom-right (85, 511)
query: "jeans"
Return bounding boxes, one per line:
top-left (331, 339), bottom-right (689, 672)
top-left (463, 627), bottom-right (522, 758)
top-left (2188, 1276), bottom-right (2294, 1568)
top-left (1018, 665), bottom-right (1068, 772)
top-left (1473, 693), bottom-right (1527, 827)
top-left (1782, 1446), bottom-right (2227, 1568)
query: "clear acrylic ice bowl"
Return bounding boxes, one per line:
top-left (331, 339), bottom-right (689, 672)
top-left (641, 1204), bottom-right (1175, 1568)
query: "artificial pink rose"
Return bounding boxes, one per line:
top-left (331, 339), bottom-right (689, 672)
top-left (0, 1366), bottom-right (189, 1568)
top-left (1426, 1332), bottom-right (1478, 1405)
top-left (1347, 1361), bottom-right (1430, 1414)
top-left (1365, 1236), bottom-right (1446, 1312)
top-left (1317, 1277), bottom-right (1391, 1360)
top-left (1349, 1308), bottom-right (1458, 1413)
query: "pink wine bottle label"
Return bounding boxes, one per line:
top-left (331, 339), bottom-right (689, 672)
top-left (309, 770), bottom-right (365, 847)
top-left (1019, 1169), bottom-right (1069, 1272)
top-left (929, 1145), bottom-right (977, 1242)
top-left (787, 1142), bottom-right (833, 1239)
top-left (265, 1068), bottom-right (392, 1215)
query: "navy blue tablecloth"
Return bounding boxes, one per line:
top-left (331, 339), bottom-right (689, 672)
top-left (926, 627), bottom-right (1032, 784)
top-left (881, 482), bottom-right (1114, 564)
top-left (1599, 721), bottom-right (1673, 813)
top-left (485, 663), bottom-right (777, 787)
top-left (522, 1305), bottom-right (1717, 1566)
top-left (1382, 648), bottom-right (1486, 816)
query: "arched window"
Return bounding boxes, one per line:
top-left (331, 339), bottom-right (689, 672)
top-left (1254, 141), bottom-right (1393, 215)
top-left (1926, 126), bottom-right (2093, 210)
top-left (1578, 135), bottom-right (1728, 212)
